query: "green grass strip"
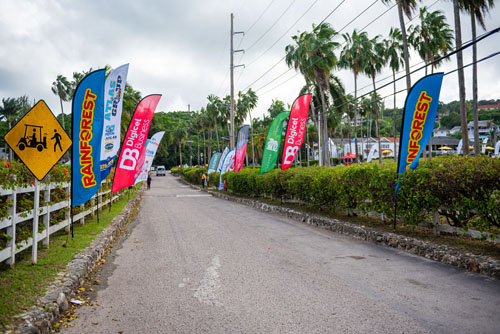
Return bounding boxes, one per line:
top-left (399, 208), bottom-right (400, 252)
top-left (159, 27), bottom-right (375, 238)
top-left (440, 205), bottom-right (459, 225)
top-left (0, 187), bottom-right (138, 330)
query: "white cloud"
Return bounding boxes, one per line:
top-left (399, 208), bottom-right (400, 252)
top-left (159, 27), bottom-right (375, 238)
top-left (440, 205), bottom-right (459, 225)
top-left (0, 0), bottom-right (499, 125)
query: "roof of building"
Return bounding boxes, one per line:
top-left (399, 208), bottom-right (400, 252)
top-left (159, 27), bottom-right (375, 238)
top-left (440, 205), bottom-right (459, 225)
top-left (478, 102), bottom-right (500, 109)
top-left (431, 136), bottom-right (460, 145)
top-left (467, 120), bottom-right (497, 127)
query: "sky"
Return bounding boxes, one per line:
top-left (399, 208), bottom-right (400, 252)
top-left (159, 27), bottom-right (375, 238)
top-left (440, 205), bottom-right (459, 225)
top-left (1, 0), bottom-right (499, 124)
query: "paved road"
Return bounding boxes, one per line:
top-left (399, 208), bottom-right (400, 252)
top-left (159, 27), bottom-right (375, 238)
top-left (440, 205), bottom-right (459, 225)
top-left (62, 173), bottom-right (500, 333)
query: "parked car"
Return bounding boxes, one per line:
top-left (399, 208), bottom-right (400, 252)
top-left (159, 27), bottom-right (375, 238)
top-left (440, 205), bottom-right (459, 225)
top-left (156, 166), bottom-right (166, 176)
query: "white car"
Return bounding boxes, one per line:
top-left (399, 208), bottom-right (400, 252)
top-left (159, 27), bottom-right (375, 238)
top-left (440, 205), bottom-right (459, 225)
top-left (156, 166), bottom-right (166, 176)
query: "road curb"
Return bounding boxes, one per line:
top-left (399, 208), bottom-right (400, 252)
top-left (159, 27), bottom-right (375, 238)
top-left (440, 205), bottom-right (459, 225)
top-left (14, 187), bottom-right (144, 334)
top-left (201, 187), bottom-right (500, 281)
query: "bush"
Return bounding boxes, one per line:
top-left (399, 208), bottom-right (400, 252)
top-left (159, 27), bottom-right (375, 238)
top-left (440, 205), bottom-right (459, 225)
top-left (179, 156), bottom-right (500, 234)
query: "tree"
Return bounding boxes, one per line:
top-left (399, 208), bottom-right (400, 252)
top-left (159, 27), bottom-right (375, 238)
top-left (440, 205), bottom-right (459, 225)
top-left (452, 0), bottom-right (470, 154)
top-left (339, 29), bottom-right (371, 163)
top-left (384, 27), bottom-right (404, 161)
top-left (382, 0), bottom-right (422, 92)
top-left (236, 89), bottom-right (258, 165)
top-left (459, 0), bottom-right (495, 154)
top-left (285, 23), bottom-right (339, 167)
top-left (267, 99), bottom-right (287, 119)
top-left (206, 94), bottom-right (222, 152)
top-left (174, 124), bottom-right (187, 166)
top-left (408, 7), bottom-right (454, 75)
top-left (0, 96), bottom-right (31, 159)
top-left (51, 75), bottom-right (71, 130)
top-left (363, 35), bottom-right (386, 163)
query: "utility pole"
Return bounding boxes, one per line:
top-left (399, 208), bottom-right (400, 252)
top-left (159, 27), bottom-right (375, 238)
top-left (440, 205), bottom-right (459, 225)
top-left (230, 12), bottom-right (244, 149)
top-left (188, 104), bottom-right (192, 166)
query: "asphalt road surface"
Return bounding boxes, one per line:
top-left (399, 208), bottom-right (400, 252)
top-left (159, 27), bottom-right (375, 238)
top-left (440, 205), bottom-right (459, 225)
top-left (61, 173), bottom-right (500, 334)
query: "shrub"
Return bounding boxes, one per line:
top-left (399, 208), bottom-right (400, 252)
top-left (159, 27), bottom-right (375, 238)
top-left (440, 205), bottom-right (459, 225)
top-left (179, 156), bottom-right (500, 234)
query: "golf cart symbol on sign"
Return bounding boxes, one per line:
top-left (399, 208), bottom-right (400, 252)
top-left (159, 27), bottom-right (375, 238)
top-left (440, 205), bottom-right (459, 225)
top-left (17, 124), bottom-right (47, 152)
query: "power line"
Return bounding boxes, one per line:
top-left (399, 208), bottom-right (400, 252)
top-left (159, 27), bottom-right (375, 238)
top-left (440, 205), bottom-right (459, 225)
top-left (245, 0), bottom-right (277, 34)
top-left (246, 0), bottom-right (323, 67)
top-left (245, 0), bottom-right (298, 52)
top-left (322, 30), bottom-right (500, 119)
top-left (256, 0), bottom-right (441, 96)
top-left (336, 0), bottom-right (379, 34)
top-left (243, 0), bottom-right (382, 92)
top-left (318, 0), bottom-right (348, 25)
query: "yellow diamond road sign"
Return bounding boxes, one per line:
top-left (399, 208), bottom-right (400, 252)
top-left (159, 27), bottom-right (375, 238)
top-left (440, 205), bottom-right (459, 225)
top-left (4, 100), bottom-right (72, 181)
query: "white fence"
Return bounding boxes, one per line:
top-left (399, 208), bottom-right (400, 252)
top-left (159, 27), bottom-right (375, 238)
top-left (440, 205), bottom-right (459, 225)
top-left (0, 181), bottom-right (122, 266)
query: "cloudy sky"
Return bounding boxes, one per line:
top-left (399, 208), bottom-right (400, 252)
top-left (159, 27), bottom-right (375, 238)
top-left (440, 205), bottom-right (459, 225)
top-left (1, 0), bottom-right (499, 122)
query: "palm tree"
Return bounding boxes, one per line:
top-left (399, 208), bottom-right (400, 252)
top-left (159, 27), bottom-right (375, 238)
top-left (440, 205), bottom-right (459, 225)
top-left (452, 0), bottom-right (470, 154)
top-left (51, 75), bottom-right (71, 130)
top-left (339, 29), bottom-right (371, 163)
top-left (459, 0), bottom-right (495, 154)
top-left (381, 0), bottom-right (421, 92)
top-left (174, 124), bottom-right (187, 166)
top-left (384, 27), bottom-right (404, 161)
top-left (408, 7), bottom-right (454, 75)
top-left (363, 35), bottom-right (386, 163)
top-left (236, 89), bottom-right (258, 165)
top-left (285, 23), bottom-right (339, 167)
top-left (0, 96), bottom-right (31, 159)
top-left (206, 94), bottom-right (222, 151)
top-left (190, 112), bottom-right (204, 165)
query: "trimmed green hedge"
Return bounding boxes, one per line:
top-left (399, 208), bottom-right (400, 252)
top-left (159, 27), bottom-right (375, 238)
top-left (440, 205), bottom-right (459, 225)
top-left (211, 156), bottom-right (500, 233)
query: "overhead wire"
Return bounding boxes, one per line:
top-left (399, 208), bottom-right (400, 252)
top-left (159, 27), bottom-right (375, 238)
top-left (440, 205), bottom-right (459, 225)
top-left (245, 0), bottom-right (298, 52)
top-left (242, 0), bottom-right (350, 91)
top-left (246, 0), bottom-right (323, 67)
top-left (318, 27), bottom-right (500, 120)
top-left (256, 0), bottom-right (396, 94)
top-left (257, 0), bottom-right (439, 96)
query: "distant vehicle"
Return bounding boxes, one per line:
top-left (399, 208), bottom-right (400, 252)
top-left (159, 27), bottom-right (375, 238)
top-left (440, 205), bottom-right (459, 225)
top-left (156, 166), bottom-right (166, 176)
top-left (150, 166), bottom-right (156, 172)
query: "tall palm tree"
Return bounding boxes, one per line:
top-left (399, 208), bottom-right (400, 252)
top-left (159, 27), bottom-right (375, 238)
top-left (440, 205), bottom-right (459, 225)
top-left (300, 74), bottom-right (346, 163)
top-left (408, 7), bottom-right (454, 159)
top-left (384, 27), bottom-right (404, 161)
top-left (285, 23), bottom-right (339, 167)
top-left (363, 35), bottom-right (386, 163)
top-left (339, 30), bottom-right (371, 163)
top-left (51, 75), bottom-right (71, 130)
top-left (460, 0), bottom-right (495, 154)
top-left (207, 94), bottom-right (222, 151)
top-left (190, 112), bottom-right (204, 165)
top-left (452, 0), bottom-right (469, 154)
top-left (381, 0), bottom-right (421, 92)
top-left (237, 89), bottom-right (258, 165)
top-left (174, 124), bottom-right (187, 166)
top-left (408, 7), bottom-right (454, 75)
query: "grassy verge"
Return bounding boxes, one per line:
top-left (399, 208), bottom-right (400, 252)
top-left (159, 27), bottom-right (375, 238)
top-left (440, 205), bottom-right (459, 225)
top-left (211, 188), bottom-right (500, 261)
top-left (0, 187), bottom-right (139, 330)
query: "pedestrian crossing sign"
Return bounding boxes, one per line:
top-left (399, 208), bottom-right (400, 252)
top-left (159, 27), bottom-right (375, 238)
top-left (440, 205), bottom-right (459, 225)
top-left (4, 100), bottom-right (72, 180)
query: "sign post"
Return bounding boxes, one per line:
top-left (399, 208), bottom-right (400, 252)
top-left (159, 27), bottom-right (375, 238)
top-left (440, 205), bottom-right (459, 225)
top-left (4, 100), bottom-right (72, 180)
top-left (4, 100), bottom-right (72, 264)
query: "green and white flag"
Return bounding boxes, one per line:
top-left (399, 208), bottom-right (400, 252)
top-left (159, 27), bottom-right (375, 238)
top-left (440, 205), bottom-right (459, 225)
top-left (260, 111), bottom-right (290, 175)
top-left (208, 152), bottom-right (222, 174)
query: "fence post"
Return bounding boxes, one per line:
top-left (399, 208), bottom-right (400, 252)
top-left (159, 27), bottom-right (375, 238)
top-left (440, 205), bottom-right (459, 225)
top-left (90, 196), bottom-right (95, 218)
top-left (65, 183), bottom-right (71, 233)
top-left (433, 211), bottom-right (440, 237)
top-left (80, 203), bottom-right (85, 225)
top-left (32, 179), bottom-right (40, 265)
top-left (6, 188), bottom-right (17, 267)
top-left (43, 183), bottom-right (51, 248)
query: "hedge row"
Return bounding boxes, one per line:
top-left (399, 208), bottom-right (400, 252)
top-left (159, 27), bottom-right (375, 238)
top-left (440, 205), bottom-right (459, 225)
top-left (180, 156), bottom-right (500, 234)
